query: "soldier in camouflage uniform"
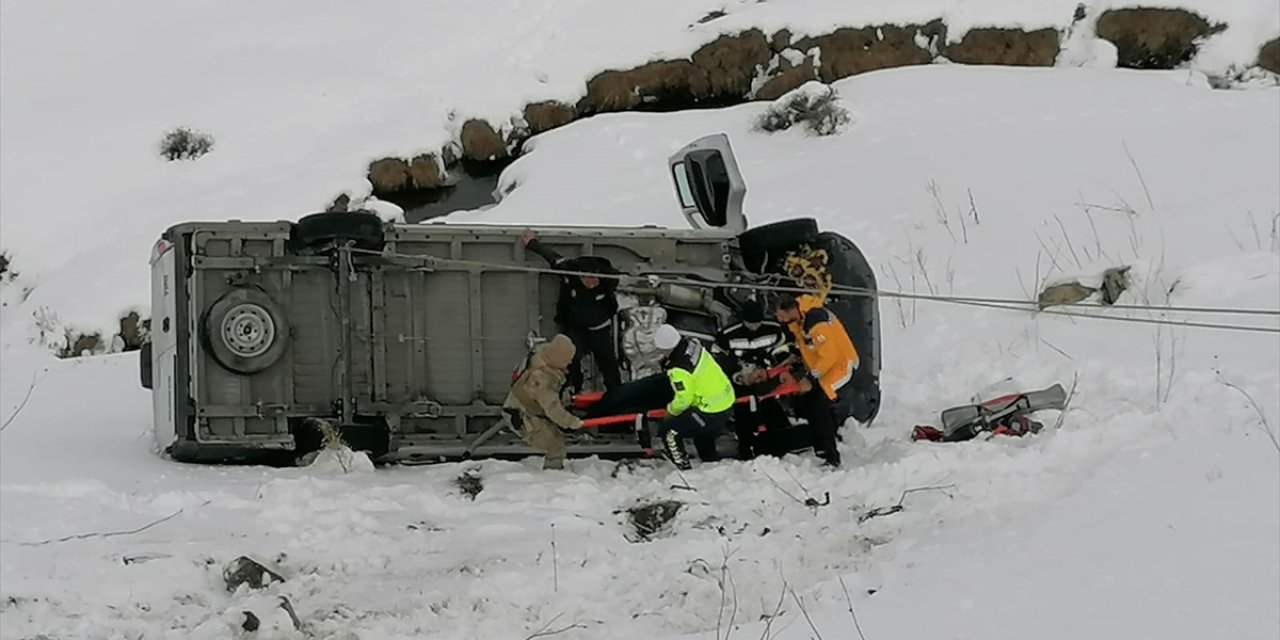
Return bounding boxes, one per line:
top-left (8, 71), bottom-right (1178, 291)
top-left (503, 334), bottom-right (585, 470)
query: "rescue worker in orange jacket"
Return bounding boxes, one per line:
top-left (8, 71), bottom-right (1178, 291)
top-left (503, 335), bottom-right (585, 470)
top-left (773, 294), bottom-right (859, 467)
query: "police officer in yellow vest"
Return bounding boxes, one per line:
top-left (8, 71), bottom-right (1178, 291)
top-left (652, 324), bottom-right (736, 470)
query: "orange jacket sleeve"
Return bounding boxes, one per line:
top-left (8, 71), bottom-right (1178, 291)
top-left (806, 321), bottom-right (843, 380)
top-left (803, 316), bottom-right (859, 399)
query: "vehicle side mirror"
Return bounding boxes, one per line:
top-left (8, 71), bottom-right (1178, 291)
top-left (682, 149), bottom-right (730, 227)
top-left (667, 133), bottom-right (747, 233)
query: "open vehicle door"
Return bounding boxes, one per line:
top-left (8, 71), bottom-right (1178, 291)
top-left (667, 133), bottom-right (748, 234)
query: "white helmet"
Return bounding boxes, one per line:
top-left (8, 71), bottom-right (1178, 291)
top-left (653, 324), bottom-right (682, 350)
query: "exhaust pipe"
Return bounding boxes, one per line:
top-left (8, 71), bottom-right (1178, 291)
top-left (620, 279), bottom-right (734, 322)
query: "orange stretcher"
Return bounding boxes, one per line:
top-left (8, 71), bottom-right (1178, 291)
top-left (573, 363), bottom-right (802, 429)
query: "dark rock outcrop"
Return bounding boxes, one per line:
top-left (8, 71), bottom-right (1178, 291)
top-left (459, 119), bottom-right (509, 162)
top-left (579, 60), bottom-right (704, 113)
top-left (943, 28), bottom-right (1061, 66)
top-left (578, 30), bottom-right (770, 113)
top-left (1095, 8), bottom-right (1222, 69)
top-left (325, 193), bottom-right (351, 212)
top-left (771, 29), bottom-right (793, 53)
top-left (356, 13), bottom-right (1272, 221)
top-left (117, 311), bottom-right (145, 351)
top-left (794, 26), bottom-right (933, 83)
top-left (59, 333), bottom-right (101, 358)
top-left (757, 65), bottom-right (819, 100)
top-left (523, 101), bottom-right (577, 134)
top-left (1259, 38), bottom-right (1280, 73)
top-left (690, 29), bottom-right (772, 100)
top-left (367, 155), bottom-right (447, 195)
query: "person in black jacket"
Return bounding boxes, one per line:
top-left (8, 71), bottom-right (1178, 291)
top-left (713, 298), bottom-right (794, 459)
top-left (522, 230), bottom-right (623, 391)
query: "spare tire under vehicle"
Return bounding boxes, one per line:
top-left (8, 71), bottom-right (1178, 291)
top-left (202, 286), bottom-right (291, 375)
top-left (736, 217), bottom-right (819, 274)
top-left (291, 211), bottom-right (386, 252)
top-left (815, 231), bottom-right (882, 424)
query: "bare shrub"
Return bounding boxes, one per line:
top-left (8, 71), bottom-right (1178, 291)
top-left (32, 306), bottom-right (62, 348)
top-left (159, 127), bottom-right (215, 161)
top-left (313, 418), bottom-right (362, 473)
top-left (753, 82), bottom-right (851, 136)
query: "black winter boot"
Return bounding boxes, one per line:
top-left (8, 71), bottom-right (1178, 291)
top-left (663, 431), bottom-right (692, 470)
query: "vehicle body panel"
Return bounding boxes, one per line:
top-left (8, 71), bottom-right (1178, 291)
top-left (147, 134), bottom-right (882, 463)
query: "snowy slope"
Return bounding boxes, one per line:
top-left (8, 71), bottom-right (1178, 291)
top-left (2, 63), bottom-right (1278, 639)
top-left (1, 0), bottom-right (1278, 345)
top-left (451, 65), bottom-right (1280, 378)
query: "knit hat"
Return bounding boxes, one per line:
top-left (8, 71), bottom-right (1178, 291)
top-left (653, 324), bottom-right (682, 350)
top-left (739, 299), bottom-right (765, 323)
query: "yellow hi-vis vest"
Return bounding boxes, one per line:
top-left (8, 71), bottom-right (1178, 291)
top-left (665, 338), bottom-right (735, 415)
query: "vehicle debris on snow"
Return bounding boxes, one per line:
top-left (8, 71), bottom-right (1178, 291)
top-left (223, 556), bottom-right (286, 593)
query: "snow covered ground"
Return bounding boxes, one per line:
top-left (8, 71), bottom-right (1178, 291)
top-left (2, 0), bottom-right (1279, 344)
top-left (2, 0), bottom-right (1280, 636)
top-left (2, 59), bottom-right (1278, 638)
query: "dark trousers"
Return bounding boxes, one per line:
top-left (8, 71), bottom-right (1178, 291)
top-left (583, 373), bottom-right (671, 419)
top-left (658, 408), bottom-right (728, 468)
top-left (731, 388), bottom-right (792, 460)
top-left (564, 324), bottom-right (621, 392)
top-left (793, 387), bottom-right (841, 466)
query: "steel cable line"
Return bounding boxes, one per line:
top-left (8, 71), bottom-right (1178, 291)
top-left (349, 247), bottom-right (1280, 334)
top-left (938, 297), bottom-right (1280, 334)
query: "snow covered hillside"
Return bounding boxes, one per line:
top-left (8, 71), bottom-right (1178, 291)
top-left (2, 59), bottom-right (1278, 639)
top-left (2, 0), bottom-right (1279, 347)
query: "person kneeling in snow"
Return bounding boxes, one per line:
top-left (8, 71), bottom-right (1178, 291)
top-left (652, 324), bottom-right (736, 470)
top-left (503, 335), bottom-right (585, 470)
